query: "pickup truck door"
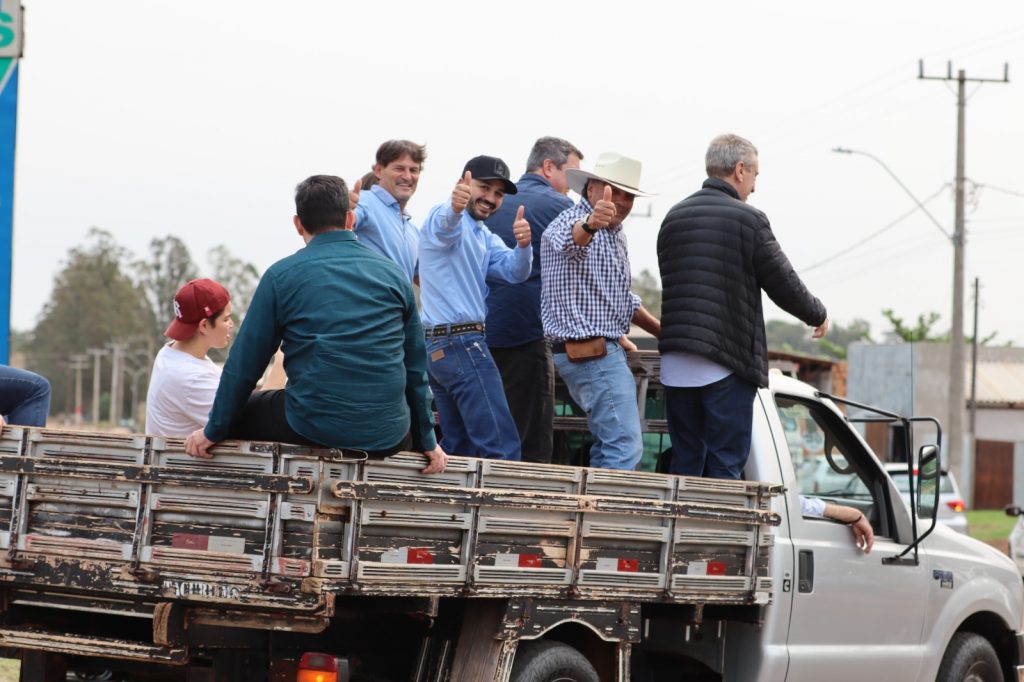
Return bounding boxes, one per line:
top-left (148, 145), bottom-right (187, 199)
top-left (770, 393), bottom-right (929, 682)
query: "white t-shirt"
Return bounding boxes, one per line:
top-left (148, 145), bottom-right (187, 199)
top-left (660, 351), bottom-right (732, 388)
top-left (145, 344), bottom-right (222, 437)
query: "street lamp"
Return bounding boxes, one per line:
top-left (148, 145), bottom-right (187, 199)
top-left (831, 147), bottom-right (950, 241)
top-left (833, 145), bottom-right (967, 500)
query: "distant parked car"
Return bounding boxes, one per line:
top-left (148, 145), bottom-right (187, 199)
top-left (883, 462), bottom-right (969, 535)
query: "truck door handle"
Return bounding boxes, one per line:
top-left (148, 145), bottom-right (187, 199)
top-left (798, 550), bottom-right (814, 593)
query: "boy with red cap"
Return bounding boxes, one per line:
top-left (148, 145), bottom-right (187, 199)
top-left (145, 278), bottom-right (234, 437)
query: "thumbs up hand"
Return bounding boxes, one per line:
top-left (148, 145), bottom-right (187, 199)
top-left (512, 205), bottom-right (531, 247)
top-left (452, 171), bottom-right (472, 213)
top-left (588, 184), bottom-right (617, 229)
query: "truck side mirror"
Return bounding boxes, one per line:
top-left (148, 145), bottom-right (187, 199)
top-left (916, 445), bottom-right (940, 521)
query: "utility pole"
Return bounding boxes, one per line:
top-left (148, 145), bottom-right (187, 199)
top-left (918, 60), bottom-right (1008, 497)
top-left (968, 278), bottom-right (980, 498)
top-left (87, 348), bottom-right (107, 425)
top-left (69, 354), bottom-right (89, 426)
top-left (108, 343), bottom-right (125, 428)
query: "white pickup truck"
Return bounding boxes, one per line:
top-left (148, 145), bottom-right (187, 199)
top-left (641, 368), bottom-right (1024, 682)
top-left (0, 352), bottom-right (1019, 682)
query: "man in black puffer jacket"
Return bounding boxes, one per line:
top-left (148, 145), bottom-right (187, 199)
top-left (657, 134), bottom-right (828, 480)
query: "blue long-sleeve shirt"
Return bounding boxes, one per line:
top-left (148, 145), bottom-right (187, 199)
top-left (485, 173), bottom-right (574, 347)
top-left (353, 185), bottom-right (419, 282)
top-left (418, 202), bottom-right (532, 327)
top-left (204, 230), bottom-right (436, 452)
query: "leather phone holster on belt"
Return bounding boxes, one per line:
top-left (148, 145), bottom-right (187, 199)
top-left (565, 337), bottom-right (607, 363)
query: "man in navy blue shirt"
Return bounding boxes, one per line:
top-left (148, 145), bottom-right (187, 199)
top-left (484, 138), bottom-right (583, 463)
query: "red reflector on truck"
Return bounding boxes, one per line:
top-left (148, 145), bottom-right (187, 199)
top-left (618, 558), bottom-right (639, 572)
top-left (519, 554), bottom-right (542, 568)
top-left (407, 548), bottom-right (433, 564)
top-left (708, 562), bottom-right (727, 575)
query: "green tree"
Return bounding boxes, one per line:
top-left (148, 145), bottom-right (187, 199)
top-left (766, 318), bottom-right (872, 360)
top-left (631, 269), bottom-right (661, 319)
top-left (208, 245), bottom-right (260, 322)
top-left (881, 309), bottom-right (999, 345)
top-left (29, 229), bottom-right (156, 417)
top-left (881, 309), bottom-right (946, 343)
top-left (135, 235), bottom-right (199, 342)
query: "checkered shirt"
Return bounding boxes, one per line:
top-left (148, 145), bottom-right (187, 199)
top-left (540, 197), bottom-right (641, 342)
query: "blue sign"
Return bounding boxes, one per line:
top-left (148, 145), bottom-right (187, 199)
top-left (0, 57), bottom-right (17, 364)
top-left (0, 2), bottom-right (21, 364)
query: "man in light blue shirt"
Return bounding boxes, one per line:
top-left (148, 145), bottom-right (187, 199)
top-left (350, 139), bottom-right (426, 282)
top-left (419, 155), bottom-right (533, 460)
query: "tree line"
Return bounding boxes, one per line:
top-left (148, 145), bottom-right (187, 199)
top-left (17, 229), bottom-right (258, 426)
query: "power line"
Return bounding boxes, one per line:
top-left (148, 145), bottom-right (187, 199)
top-left (799, 184), bottom-right (948, 274)
top-left (976, 183), bottom-right (1024, 200)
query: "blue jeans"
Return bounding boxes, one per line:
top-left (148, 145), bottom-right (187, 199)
top-left (665, 374), bottom-right (757, 480)
top-left (0, 365), bottom-right (51, 427)
top-left (553, 341), bottom-right (642, 470)
top-left (426, 332), bottom-right (521, 460)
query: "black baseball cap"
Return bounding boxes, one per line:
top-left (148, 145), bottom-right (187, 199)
top-left (463, 155), bottom-right (517, 195)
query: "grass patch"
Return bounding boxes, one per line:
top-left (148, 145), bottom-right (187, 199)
top-left (967, 509), bottom-right (1017, 543)
top-left (0, 657), bottom-right (17, 682)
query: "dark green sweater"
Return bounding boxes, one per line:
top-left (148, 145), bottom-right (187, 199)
top-left (205, 230), bottom-right (436, 451)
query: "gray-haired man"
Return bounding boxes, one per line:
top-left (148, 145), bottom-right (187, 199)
top-left (657, 134), bottom-right (829, 480)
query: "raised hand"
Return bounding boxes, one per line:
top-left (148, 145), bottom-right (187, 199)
top-left (512, 205), bottom-right (531, 247)
top-left (348, 177), bottom-right (362, 208)
top-left (589, 184), bottom-right (617, 229)
top-left (452, 171), bottom-right (472, 213)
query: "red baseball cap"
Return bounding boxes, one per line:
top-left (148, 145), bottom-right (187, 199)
top-left (164, 278), bottom-right (231, 341)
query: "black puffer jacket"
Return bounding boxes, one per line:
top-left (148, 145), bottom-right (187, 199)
top-left (657, 178), bottom-right (827, 387)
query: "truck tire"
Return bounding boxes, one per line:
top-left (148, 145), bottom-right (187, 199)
top-left (937, 632), bottom-right (1003, 682)
top-left (510, 640), bottom-right (600, 682)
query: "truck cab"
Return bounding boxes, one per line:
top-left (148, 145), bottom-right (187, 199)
top-left (659, 371), bottom-right (1024, 682)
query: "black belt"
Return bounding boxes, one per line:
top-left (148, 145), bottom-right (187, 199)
top-left (425, 322), bottom-right (485, 338)
top-left (550, 337), bottom-right (616, 353)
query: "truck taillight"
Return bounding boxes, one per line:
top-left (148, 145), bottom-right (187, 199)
top-left (947, 500), bottom-right (965, 513)
top-left (297, 652), bottom-right (339, 682)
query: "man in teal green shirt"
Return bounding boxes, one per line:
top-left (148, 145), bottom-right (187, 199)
top-left (185, 175), bottom-right (446, 474)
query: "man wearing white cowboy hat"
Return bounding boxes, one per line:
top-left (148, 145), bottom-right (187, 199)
top-left (540, 152), bottom-right (661, 470)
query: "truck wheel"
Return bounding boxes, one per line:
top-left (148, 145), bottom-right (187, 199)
top-left (937, 632), bottom-right (1002, 682)
top-left (510, 640), bottom-right (599, 682)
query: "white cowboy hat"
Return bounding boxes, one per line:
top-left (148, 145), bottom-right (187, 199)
top-left (566, 152), bottom-right (655, 198)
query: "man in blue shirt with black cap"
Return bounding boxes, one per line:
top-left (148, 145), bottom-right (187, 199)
top-left (419, 156), bottom-right (533, 460)
top-left (484, 137), bottom-right (583, 463)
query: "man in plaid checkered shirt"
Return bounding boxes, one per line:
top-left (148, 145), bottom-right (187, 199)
top-left (540, 153), bottom-right (661, 470)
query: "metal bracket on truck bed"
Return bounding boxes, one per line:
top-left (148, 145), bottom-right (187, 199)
top-left (500, 597), bottom-right (641, 643)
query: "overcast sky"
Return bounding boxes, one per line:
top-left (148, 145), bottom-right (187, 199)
top-left (11, 1), bottom-right (1024, 345)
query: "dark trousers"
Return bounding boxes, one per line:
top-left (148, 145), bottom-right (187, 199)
top-left (665, 374), bottom-right (757, 480)
top-left (229, 389), bottom-right (411, 457)
top-left (491, 340), bottom-right (554, 463)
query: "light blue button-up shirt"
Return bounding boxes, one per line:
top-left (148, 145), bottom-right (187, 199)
top-left (419, 202), bottom-right (532, 328)
top-left (353, 185), bottom-right (419, 282)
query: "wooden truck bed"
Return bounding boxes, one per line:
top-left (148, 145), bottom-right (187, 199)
top-left (0, 426), bottom-right (779, 620)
